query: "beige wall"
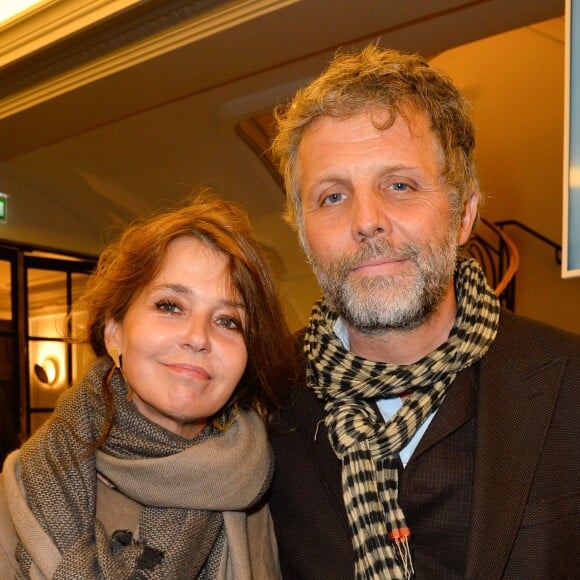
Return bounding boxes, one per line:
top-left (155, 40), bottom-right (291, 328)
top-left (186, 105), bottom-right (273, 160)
top-left (431, 18), bottom-right (580, 334)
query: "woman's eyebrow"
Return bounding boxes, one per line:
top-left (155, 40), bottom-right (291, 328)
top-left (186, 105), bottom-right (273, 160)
top-left (150, 283), bottom-right (246, 309)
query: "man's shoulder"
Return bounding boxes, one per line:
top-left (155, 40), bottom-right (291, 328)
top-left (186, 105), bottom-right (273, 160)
top-left (498, 309), bottom-right (580, 358)
top-left (272, 374), bottom-right (324, 437)
top-left (273, 326), bottom-right (321, 418)
top-left (484, 309), bottom-right (580, 403)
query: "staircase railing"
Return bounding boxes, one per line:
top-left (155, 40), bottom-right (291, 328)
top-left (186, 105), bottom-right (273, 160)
top-left (465, 219), bottom-right (562, 312)
top-left (495, 220), bottom-right (562, 266)
top-left (464, 218), bottom-right (520, 310)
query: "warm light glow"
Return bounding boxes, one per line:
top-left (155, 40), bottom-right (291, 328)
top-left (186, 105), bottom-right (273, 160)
top-left (570, 165), bottom-right (580, 188)
top-left (0, 0), bottom-right (45, 25)
top-left (43, 357), bottom-right (58, 384)
top-left (33, 347), bottom-right (64, 389)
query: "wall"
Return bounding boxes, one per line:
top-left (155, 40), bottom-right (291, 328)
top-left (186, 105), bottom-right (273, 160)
top-left (431, 17), bottom-right (580, 334)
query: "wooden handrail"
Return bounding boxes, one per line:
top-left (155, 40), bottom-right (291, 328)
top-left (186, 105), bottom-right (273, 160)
top-left (489, 221), bottom-right (520, 297)
top-left (464, 218), bottom-right (520, 310)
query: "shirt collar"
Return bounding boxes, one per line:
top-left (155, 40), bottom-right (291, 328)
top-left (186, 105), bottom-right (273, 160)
top-left (333, 316), bottom-right (351, 350)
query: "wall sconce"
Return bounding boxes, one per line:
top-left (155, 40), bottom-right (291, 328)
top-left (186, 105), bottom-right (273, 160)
top-left (34, 356), bottom-right (59, 386)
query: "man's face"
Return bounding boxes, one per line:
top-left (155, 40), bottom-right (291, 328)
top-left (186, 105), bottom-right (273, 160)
top-left (297, 108), bottom-right (476, 333)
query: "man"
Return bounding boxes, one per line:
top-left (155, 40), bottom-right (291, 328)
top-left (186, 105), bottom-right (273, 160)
top-left (268, 45), bottom-right (580, 580)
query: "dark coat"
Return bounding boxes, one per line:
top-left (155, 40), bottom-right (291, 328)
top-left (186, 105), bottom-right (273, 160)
top-left (269, 310), bottom-right (580, 579)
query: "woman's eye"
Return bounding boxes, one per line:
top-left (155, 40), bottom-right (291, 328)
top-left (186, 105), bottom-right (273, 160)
top-left (322, 192), bottom-right (346, 206)
top-left (216, 316), bottom-right (242, 330)
top-left (155, 300), bottom-right (181, 314)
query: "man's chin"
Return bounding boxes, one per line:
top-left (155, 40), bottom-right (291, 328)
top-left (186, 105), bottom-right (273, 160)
top-left (341, 306), bottom-right (428, 335)
top-left (336, 284), bottom-right (442, 334)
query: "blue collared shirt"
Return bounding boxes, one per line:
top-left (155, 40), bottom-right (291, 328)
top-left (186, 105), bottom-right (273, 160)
top-left (333, 317), bottom-right (434, 467)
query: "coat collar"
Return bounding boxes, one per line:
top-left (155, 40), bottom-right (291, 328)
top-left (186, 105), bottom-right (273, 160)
top-left (465, 311), bottom-right (567, 579)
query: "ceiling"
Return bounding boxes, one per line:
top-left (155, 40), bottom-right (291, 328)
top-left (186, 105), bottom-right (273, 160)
top-left (0, 0), bottom-right (566, 325)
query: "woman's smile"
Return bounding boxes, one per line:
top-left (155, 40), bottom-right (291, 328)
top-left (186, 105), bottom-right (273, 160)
top-left (163, 361), bottom-right (211, 381)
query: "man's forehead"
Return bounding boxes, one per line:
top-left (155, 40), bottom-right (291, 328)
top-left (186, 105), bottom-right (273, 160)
top-left (302, 104), bottom-right (433, 140)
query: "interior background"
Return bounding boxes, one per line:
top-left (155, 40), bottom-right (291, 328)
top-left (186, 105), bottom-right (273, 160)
top-left (0, 0), bottom-right (578, 334)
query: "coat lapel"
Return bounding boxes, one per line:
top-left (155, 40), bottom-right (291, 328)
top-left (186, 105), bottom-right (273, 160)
top-left (295, 385), bottom-right (351, 534)
top-left (410, 369), bottom-right (476, 463)
top-left (466, 315), bottom-right (567, 579)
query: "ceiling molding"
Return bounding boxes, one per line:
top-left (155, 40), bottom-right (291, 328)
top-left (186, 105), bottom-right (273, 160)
top-left (0, 0), bottom-right (145, 64)
top-left (0, 0), bottom-right (297, 118)
top-left (0, 0), bottom-right (564, 161)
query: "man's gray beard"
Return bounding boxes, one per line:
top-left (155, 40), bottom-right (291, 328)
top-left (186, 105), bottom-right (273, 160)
top-left (305, 233), bottom-right (458, 334)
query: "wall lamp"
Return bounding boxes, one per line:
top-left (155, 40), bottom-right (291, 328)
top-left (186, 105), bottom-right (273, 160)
top-left (34, 356), bottom-right (59, 386)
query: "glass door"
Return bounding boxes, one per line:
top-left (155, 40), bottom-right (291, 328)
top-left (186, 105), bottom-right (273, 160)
top-left (24, 255), bottom-right (95, 435)
top-left (0, 248), bottom-right (21, 458)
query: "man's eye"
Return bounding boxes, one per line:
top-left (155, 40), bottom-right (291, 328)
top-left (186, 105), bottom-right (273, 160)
top-left (322, 192), bottom-right (346, 205)
top-left (156, 300), bottom-right (181, 314)
top-left (391, 182), bottom-right (411, 192)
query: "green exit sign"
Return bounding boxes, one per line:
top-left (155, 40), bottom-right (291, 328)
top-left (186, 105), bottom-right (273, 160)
top-left (0, 195), bottom-right (6, 222)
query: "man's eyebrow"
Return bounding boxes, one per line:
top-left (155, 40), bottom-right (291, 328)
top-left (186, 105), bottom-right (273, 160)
top-left (313, 163), bottom-right (423, 181)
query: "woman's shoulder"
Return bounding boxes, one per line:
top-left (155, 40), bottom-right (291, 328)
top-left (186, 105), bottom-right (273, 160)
top-left (0, 465), bottom-right (19, 574)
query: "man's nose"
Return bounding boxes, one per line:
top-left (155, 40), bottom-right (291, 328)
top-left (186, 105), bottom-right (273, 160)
top-left (352, 190), bottom-right (390, 241)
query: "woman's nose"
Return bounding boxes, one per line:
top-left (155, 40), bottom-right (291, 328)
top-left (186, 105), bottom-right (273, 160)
top-left (180, 317), bottom-right (211, 353)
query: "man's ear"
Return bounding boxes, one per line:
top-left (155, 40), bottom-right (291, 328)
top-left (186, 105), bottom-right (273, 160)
top-left (457, 190), bottom-right (480, 246)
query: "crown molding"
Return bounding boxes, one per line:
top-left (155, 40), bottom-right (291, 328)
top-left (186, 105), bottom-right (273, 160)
top-left (0, 0), bottom-right (144, 65)
top-left (0, 0), bottom-right (297, 119)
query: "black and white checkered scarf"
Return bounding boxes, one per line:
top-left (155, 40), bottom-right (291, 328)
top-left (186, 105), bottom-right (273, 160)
top-left (304, 258), bottom-right (500, 579)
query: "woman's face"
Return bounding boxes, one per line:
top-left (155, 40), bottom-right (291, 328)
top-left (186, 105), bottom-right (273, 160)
top-left (105, 236), bottom-right (248, 439)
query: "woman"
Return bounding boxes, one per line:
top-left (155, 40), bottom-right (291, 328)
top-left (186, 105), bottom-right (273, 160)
top-left (0, 193), bottom-right (296, 578)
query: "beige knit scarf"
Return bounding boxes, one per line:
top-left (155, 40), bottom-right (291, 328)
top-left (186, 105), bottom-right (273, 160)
top-left (8, 357), bottom-right (273, 579)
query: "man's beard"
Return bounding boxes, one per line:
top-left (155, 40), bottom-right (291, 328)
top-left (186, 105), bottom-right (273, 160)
top-left (305, 231), bottom-right (459, 334)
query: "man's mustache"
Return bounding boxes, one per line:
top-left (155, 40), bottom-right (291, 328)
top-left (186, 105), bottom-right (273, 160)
top-left (343, 239), bottom-right (419, 271)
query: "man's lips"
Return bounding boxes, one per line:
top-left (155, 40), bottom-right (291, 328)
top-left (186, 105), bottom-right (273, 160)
top-left (351, 256), bottom-right (408, 274)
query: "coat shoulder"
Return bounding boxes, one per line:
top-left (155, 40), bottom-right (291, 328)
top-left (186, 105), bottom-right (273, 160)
top-left (0, 472), bottom-right (19, 574)
top-left (498, 309), bottom-right (580, 356)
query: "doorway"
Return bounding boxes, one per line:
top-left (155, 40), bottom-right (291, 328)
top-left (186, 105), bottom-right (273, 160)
top-left (0, 244), bottom-right (96, 443)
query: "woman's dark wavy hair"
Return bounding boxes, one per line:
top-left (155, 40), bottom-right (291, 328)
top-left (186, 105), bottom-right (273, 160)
top-left (75, 190), bottom-right (297, 436)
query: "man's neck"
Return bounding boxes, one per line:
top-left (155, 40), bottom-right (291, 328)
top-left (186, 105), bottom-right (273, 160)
top-left (347, 287), bottom-right (457, 365)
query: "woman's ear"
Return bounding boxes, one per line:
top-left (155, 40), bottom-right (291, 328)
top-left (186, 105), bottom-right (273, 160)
top-left (104, 318), bottom-right (122, 367)
top-left (457, 190), bottom-right (479, 246)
